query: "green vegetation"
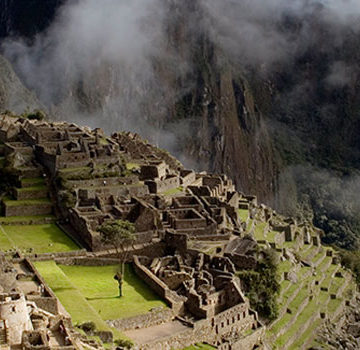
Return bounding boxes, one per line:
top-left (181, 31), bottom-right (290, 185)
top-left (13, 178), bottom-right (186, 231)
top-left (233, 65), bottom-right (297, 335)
top-left (161, 186), bottom-right (183, 196)
top-left (0, 214), bottom-right (55, 224)
top-left (16, 184), bottom-right (47, 192)
top-left (21, 109), bottom-right (46, 121)
top-left (21, 177), bottom-right (45, 186)
top-left (33, 261), bottom-right (112, 331)
top-left (237, 208), bottom-right (249, 222)
top-left (99, 219), bottom-right (136, 296)
top-left (57, 161), bottom-right (126, 182)
top-left (274, 299), bottom-right (318, 349)
top-left (266, 230), bottom-right (279, 243)
top-left (292, 168), bottom-right (360, 250)
top-left (0, 224), bottom-right (79, 253)
top-left (338, 248), bottom-right (360, 285)
top-left (60, 264), bottom-right (167, 320)
top-left (254, 222), bottom-right (266, 241)
top-left (3, 197), bottom-right (51, 206)
top-left (35, 261), bottom-right (166, 334)
top-left (277, 260), bottom-right (292, 276)
top-left (126, 163), bottom-right (140, 170)
top-left (237, 248), bottom-right (280, 320)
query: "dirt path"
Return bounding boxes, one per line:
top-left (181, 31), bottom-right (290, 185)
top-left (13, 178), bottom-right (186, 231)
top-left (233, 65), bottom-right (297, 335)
top-left (124, 320), bottom-right (189, 344)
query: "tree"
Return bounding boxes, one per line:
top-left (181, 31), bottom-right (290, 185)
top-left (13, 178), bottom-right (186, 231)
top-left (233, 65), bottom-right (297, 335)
top-left (98, 219), bottom-right (136, 297)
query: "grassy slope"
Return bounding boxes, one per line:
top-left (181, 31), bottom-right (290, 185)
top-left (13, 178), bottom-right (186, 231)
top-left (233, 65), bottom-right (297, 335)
top-left (59, 264), bottom-right (167, 320)
top-left (33, 261), bottom-right (112, 332)
top-left (0, 224), bottom-right (79, 253)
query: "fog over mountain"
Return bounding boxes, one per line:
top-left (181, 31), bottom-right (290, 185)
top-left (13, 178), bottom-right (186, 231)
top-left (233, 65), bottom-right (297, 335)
top-left (1, 0), bottom-right (360, 248)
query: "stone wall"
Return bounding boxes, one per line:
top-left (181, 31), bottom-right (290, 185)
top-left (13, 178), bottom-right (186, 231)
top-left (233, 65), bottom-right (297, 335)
top-left (68, 210), bottom-right (101, 250)
top-left (146, 176), bottom-right (180, 194)
top-left (0, 294), bottom-right (32, 345)
top-left (133, 256), bottom-right (184, 314)
top-left (54, 242), bottom-right (166, 265)
top-left (4, 202), bottom-right (52, 217)
top-left (225, 253), bottom-right (257, 270)
top-left (139, 312), bottom-right (263, 350)
top-left (14, 187), bottom-right (48, 200)
top-left (28, 249), bottom-right (87, 261)
top-left (229, 326), bottom-right (265, 350)
top-left (57, 257), bottom-right (120, 266)
top-left (180, 170), bottom-right (196, 187)
top-left (107, 308), bottom-right (174, 331)
top-left (26, 295), bottom-right (59, 315)
top-left (134, 231), bottom-right (154, 245)
top-left (35, 147), bottom-right (57, 175)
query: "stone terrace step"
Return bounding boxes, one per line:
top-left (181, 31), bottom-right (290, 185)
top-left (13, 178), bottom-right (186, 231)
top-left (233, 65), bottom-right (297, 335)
top-left (20, 177), bottom-right (45, 188)
top-left (15, 185), bottom-right (48, 200)
top-left (0, 215), bottom-right (56, 225)
top-left (274, 299), bottom-right (320, 349)
top-left (2, 197), bottom-right (52, 217)
top-left (312, 249), bottom-right (327, 267)
top-left (18, 166), bottom-right (42, 178)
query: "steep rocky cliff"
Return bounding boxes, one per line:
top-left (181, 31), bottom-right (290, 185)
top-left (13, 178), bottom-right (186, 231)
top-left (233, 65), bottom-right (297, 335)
top-left (1, 0), bottom-right (360, 248)
top-left (0, 54), bottom-right (41, 113)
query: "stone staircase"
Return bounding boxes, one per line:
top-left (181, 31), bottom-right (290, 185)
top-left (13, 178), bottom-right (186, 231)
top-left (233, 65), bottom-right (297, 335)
top-left (0, 321), bottom-right (8, 345)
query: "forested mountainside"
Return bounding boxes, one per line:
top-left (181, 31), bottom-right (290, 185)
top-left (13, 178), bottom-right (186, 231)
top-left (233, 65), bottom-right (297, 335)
top-left (1, 0), bottom-right (360, 249)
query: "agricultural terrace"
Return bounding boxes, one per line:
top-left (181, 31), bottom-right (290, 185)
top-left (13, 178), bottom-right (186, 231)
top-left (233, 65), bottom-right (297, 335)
top-left (0, 224), bottom-right (79, 253)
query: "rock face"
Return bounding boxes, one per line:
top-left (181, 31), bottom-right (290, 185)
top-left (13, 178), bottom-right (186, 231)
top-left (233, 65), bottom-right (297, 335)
top-left (1, 0), bottom-right (360, 248)
top-left (0, 55), bottom-right (42, 113)
top-left (316, 299), bottom-right (360, 349)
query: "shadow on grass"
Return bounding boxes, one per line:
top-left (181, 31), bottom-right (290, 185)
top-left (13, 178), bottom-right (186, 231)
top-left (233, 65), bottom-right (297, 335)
top-left (123, 264), bottom-right (167, 304)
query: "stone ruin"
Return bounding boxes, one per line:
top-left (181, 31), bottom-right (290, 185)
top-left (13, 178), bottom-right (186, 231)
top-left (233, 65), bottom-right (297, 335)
top-left (0, 114), bottom-right (357, 349)
top-left (0, 253), bottom-right (101, 350)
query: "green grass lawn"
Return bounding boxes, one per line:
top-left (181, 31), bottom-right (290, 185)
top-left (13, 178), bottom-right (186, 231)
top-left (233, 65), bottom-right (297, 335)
top-left (33, 261), bottom-right (112, 332)
top-left (274, 299), bottom-right (319, 349)
top-left (270, 311), bottom-right (293, 336)
top-left (317, 256), bottom-right (332, 273)
top-left (161, 186), bottom-right (183, 196)
top-left (21, 177), bottom-right (45, 186)
top-left (254, 222), bottom-right (266, 241)
top-left (237, 209), bottom-right (249, 222)
top-left (0, 224), bottom-right (79, 253)
top-left (16, 184), bottom-right (47, 192)
top-left (0, 227), bottom-right (13, 250)
top-left (312, 250), bottom-right (325, 265)
top-left (304, 245), bottom-right (319, 260)
top-left (266, 230), bottom-right (279, 243)
top-left (321, 265), bottom-right (339, 290)
top-left (289, 318), bottom-right (322, 350)
top-left (288, 287), bottom-right (308, 311)
top-left (126, 163), bottom-right (140, 170)
top-left (329, 276), bottom-right (344, 295)
top-left (278, 260), bottom-right (292, 276)
top-left (327, 298), bottom-right (343, 314)
top-left (59, 264), bottom-right (167, 320)
top-left (0, 215), bottom-right (56, 224)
